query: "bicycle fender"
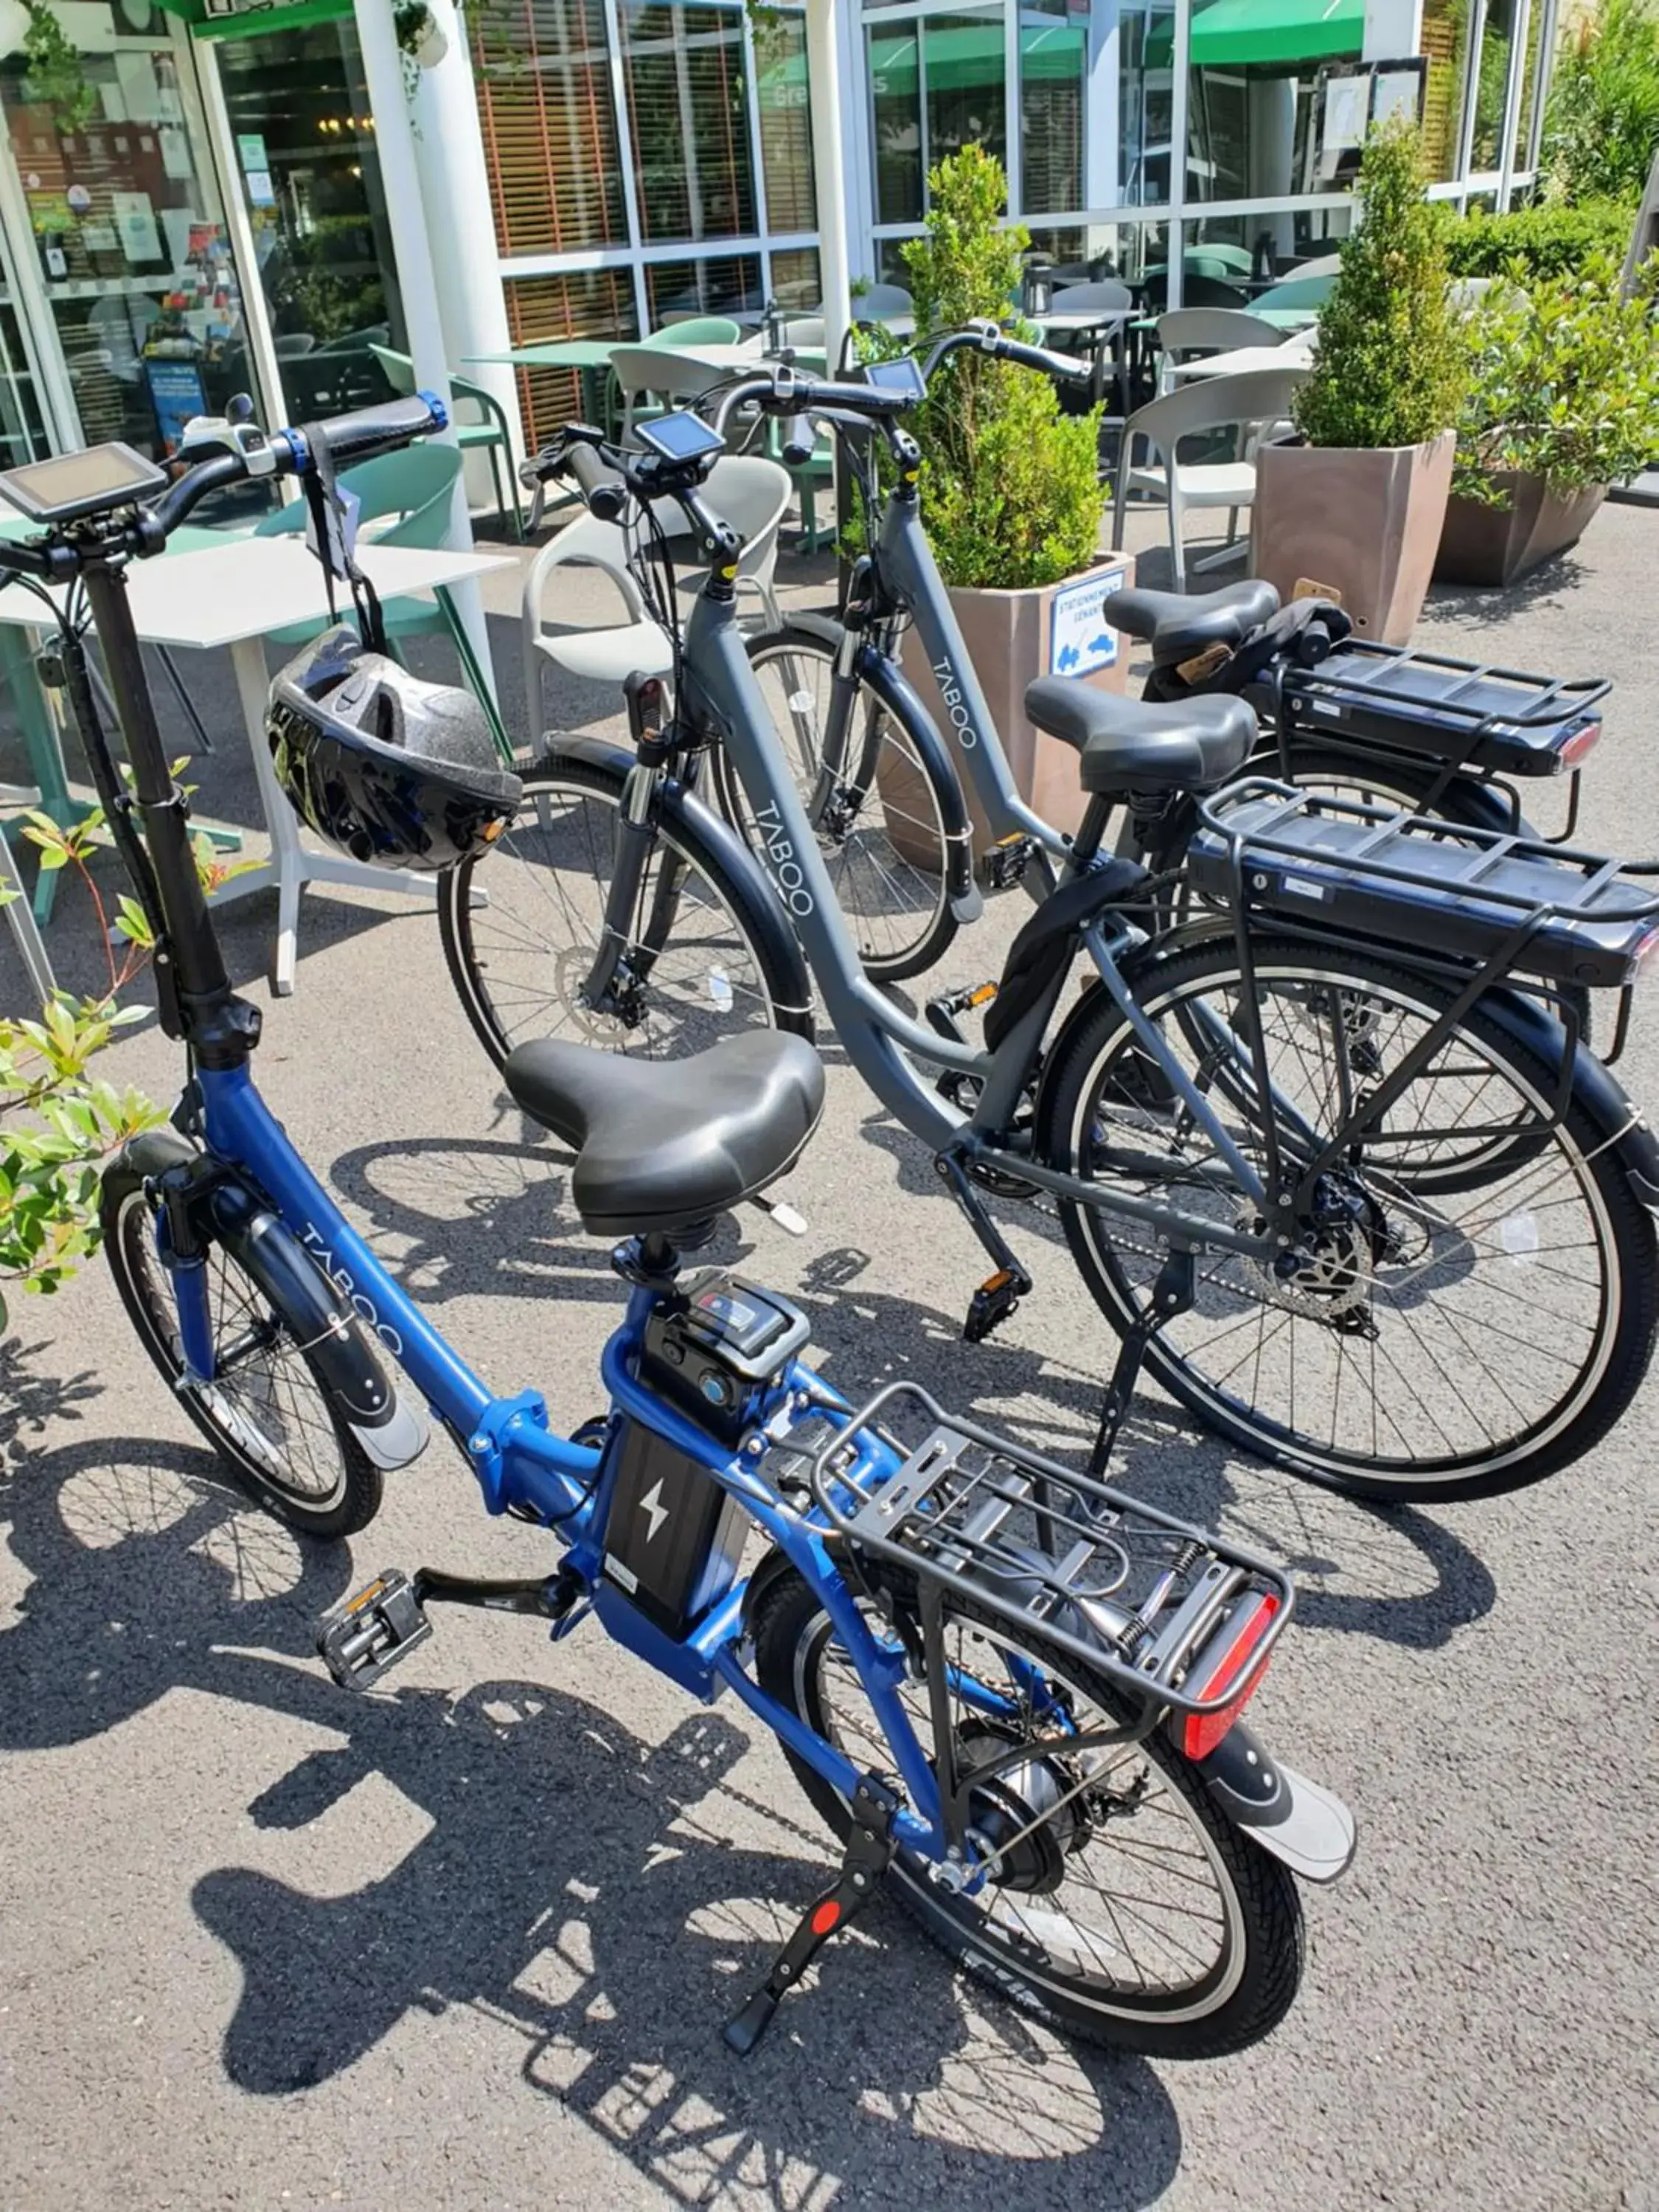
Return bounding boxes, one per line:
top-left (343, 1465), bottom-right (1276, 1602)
top-left (774, 613), bottom-right (981, 922)
top-left (206, 1181), bottom-right (428, 1470)
top-left (538, 733), bottom-right (816, 1037)
top-left (1195, 1719), bottom-right (1357, 1885)
top-left (1472, 982), bottom-right (1659, 1204)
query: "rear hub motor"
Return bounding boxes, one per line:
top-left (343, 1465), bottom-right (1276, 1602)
top-left (956, 1722), bottom-right (1090, 1894)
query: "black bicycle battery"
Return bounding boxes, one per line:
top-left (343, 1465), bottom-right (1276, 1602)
top-left (601, 1271), bottom-right (810, 1639)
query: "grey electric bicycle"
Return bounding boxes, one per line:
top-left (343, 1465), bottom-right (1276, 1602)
top-left (439, 364), bottom-right (1659, 1504)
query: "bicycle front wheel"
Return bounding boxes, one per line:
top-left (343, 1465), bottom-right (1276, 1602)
top-left (1036, 935), bottom-right (1658, 1500)
top-left (439, 750), bottom-right (810, 1069)
top-left (101, 1145), bottom-right (383, 1541)
top-left (738, 622), bottom-right (959, 982)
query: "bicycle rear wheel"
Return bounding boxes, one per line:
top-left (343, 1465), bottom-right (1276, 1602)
top-left (1036, 934), bottom-right (1658, 1500)
top-left (737, 622), bottom-right (959, 982)
top-left (439, 749), bottom-right (810, 1070)
top-left (752, 1565), bottom-right (1303, 2059)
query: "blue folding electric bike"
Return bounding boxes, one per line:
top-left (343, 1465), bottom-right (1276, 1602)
top-left (0, 396), bottom-right (1356, 2060)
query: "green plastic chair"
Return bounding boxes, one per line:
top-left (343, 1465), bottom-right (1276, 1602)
top-left (1252, 273), bottom-right (1335, 310)
top-left (370, 346), bottom-right (523, 541)
top-left (640, 317), bottom-right (741, 347)
top-left (254, 445), bottom-right (509, 759)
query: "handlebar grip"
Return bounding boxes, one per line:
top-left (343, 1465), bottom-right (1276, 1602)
top-left (993, 336), bottom-right (1093, 385)
top-left (295, 392), bottom-right (448, 467)
top-left (779, 414), bottom-right (815, 467)
top-left (565, 439), bottom-right (612, 498)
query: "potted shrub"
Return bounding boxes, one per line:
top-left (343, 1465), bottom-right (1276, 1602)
top-left (1251, 120), bottom-right (1465, 644)
top-left (1436, 251), bottom-right (1659, 585)
top-left (892, 146), bottom-right (1122, 845)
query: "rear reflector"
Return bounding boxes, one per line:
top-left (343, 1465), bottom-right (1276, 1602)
top-left (1559, 720), bottom-right (1603, 768)
top-left (1180, 1593), bottom-right (1280, 1761)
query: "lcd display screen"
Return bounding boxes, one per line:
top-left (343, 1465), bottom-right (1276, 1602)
top-left (0, 442), bottom-right (168, 524)
top-left (864, 355), bottom-right (925, 403)
top-left (636, 411), bottom-right (724, 465)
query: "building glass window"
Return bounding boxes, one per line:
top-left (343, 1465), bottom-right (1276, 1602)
top-left (769, 243), bottom-right (821, 308)
top-left (0, 7), bottom-right (249, 461)
top-left (1185, 0), bottom-right (1360, 206)
top-left (869, 22), bottom-right (922, 221)
top-left (755, 13), bottom-right (816, 232)
top-left (503, 265), bottom-right (637, 445)
top-left (1020, 7), bottom-right (1085, 217)
top-left (1512, 0), bottom-right (1545, 171)
top-left (1420, 0), bottom-right (1473, 180)
top-left (620, 1), bottom-right (755, 243)
top-left (643, 249), bottom-right (762, 321)
top-left (926, 9), bottom-right (1006, 172)
top-left (0, 283), bottom-right (49, 467)
top-left (471, 0), bottom-right (626, 257)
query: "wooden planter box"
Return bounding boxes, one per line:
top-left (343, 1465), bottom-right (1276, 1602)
top-left (1433, 473), bottom-right (1607, 587)
top-left (1250, 431), bottom-right (1455, 645)
top-left (892, 553), bottom-right (1135, 861)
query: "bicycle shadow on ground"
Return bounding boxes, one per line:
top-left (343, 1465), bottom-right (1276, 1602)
top-left (319, 1123), bottom-right (1498, 1655)
top-left (0, 1420), bottom-right (1183, 2212)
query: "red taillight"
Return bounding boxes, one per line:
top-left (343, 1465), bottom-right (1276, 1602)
top-left (1558, 719), bottom-right (1602, 768)
top-left (1180, 1593), bottom-right (1279, 1760)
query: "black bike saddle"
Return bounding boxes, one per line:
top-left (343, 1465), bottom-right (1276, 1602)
top-left (1102, 580), bottom-right (1280, 667)
top-left (1023, 682), bottom-right (1257, 796)
top-left (504, 1031), bottom-right (825, 1240)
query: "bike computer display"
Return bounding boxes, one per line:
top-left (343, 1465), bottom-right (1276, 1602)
top-left (635, 411), bottom-right (725, 465)
top-left (863, 355), bottom-right (926, 403)
top-left (0, 442), bottom-right (170, 526)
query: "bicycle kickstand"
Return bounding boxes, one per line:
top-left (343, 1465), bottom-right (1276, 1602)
top-left (1088, 1246), bottom-right (1196, 1479)
top-left (723, 1775), bottom-right (900, 2055)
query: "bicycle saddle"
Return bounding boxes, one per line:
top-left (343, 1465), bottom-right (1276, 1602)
top-left (1102, 580), bottom-right (1280, 667)
top-left (1023, 683), bottom-right (1257, 796)
top-left (503, 1032), bottom-right (824, 1239)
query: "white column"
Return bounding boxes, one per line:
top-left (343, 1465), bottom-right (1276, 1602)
top-left (1084, 0), bottom-right (1122, 215)
top-left (1248, 76), bottom-right (1297, 263)
top-left (806, 0), bottom-right (852, 369)
top-left (352, 0), bottom-right (494, 692)
top-left (408, 0), bottom-right (523, 464)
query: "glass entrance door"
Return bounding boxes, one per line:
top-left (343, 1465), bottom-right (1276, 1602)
top-left (210, 16), bottom-right (407, 423)
top-left (0, 3), bottom-right (250, 458)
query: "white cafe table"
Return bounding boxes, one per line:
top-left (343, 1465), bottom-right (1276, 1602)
top-left (1170, 332), bottom-right (1318, 381)
top-left (0, 535), bottom-right (513, 998)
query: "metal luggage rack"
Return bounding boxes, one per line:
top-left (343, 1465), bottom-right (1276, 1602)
top-left (1276, 639), bottom-right (1608, 774)
top-left (1189, 778), bottom-right (1659, 995)
top-left (808, 1381), bottom-right (1295, 1717)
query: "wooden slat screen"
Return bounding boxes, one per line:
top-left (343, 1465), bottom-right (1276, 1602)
top-left (504, 268), bottom-right (638, 448)
top-left (473, 0), bottom-right (626, 258)
top-left (619, 1), bottom-right (755, 241)
top-left (755, 14), bottom-right (816, 232)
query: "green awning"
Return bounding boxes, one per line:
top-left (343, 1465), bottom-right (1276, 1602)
top-left (153, 0), bottom-right (351, 41)
top-left (1186, 0), bottom-right (1364, 69)
top-left (869, 21), bottom-right (1082, 102)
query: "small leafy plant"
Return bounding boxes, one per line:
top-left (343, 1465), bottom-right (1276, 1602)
top-left (21, 1), bottom-right (97, 135)
top-left (1452, 251), bottom-right (1659, 503)
top-left (1, 782), bottom-right (247, 1335)
top-left (900, 146), bottom-right (1104, 591)
top-left (1293, 120), bottom-right (1465, 453)
top-left (1440, 198), bottom-right (1634, 282)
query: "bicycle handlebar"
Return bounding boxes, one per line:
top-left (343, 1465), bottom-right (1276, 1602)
top-left (0, 392), bottom-right (449, 580)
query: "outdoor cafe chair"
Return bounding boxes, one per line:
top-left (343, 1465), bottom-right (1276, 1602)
top-left (1252, 272), bottom-right (1335, 312)
top-left (1113, 364), bottom-right (1311, 591)
top-left (521, 454), bottom-right (790, 725)
top-left (1155, 306), bottom-right (1287, 393)
top-left (641, 316), bottom-right (742, 347)
top-left (371, 343), bottom-right (523, 540)
top-left (610, 345), bottom-right (738, 445)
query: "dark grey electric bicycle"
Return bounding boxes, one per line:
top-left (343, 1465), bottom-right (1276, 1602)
top-left (439, 355), bottom-right (1659, 1506)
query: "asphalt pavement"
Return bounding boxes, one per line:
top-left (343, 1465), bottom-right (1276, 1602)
top-left (2, 506), bottom-right (1656, 2212)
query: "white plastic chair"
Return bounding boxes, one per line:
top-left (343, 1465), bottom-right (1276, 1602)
top-left (521, 455), bottom-right (791, 732)
top-left (1155, 307), bottom-right (1287, 393)
top-left (1113, 366), bottom-right (1311, 591)
top-left (609, 347), bottom-right (734, 444)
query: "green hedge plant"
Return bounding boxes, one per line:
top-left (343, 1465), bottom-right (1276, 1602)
top-left (900, 146), bottom-right (1104, 590)
top-left (1441, 198), bottom-right (1634, 281)
top-left (1453, 251), bottom-right (1659, 503)
top-left (1293, 120), bottom-right (1465, 452)
top-left (1543, 0), bottom-right (1659, 206)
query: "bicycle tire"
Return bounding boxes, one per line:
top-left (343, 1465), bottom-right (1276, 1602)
top-left (751, 1563), bottom-right (1303, 2059)
top-left (439, 747), bottom-right (813, 1071)
top-left (1034, 933), bottom-right (1658, 1501)
top-left (736, 621), bottom-right (961, 983)
top-left (101, 1143), bottom-right (383, 1541)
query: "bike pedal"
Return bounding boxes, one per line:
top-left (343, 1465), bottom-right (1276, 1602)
top-left (925, 981), bottom-right (997, 1046)
top-left (316, 1569), bottom-right (433, 1691)
top-left (985, 835), bottom-right (1034, 891)
top-left (964, 1265), bottom-right (1029, 1343)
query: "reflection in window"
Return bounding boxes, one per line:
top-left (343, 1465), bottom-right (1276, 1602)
top-left (1186, 0), bottom-right (1360, 209)
top-left (1021, 14), bottom-right (1085, 216)
top-left (869, 24), bottom-right (922, 221)
top-left (473, 0), bottom-right (625, 257)
top-left (770, 245), bottom-right (821, 310)
top-left (644, 251), bottom-right (763, 321)
top-left (1512, 0), bottom-right (1545, 171)
top-left (1469, 0), bottom-right (1521, 173)
top-left (621, 1), bottom-right (755, 243)
top-left (1421, 0), bottom-right (1472, 181)
top-left (756, 13), bottom-right (816, 232)
top-left (925, 10), bottom-right (1006, 173)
